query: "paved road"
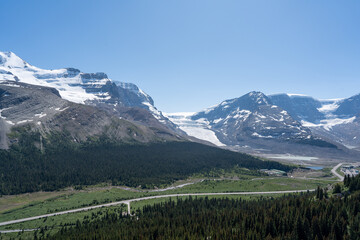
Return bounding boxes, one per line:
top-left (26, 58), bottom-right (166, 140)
top-left (0, 189), bottom-right (313, 229)
top-left (0, 163), bottom-right (346, 232)
top-left (0, 228), bottom-right (38, 233)
top-left (331, 163), bottom-right (344, 181)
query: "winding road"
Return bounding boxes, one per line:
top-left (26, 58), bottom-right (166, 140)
top-left (331, 163), bottom-right (344, 181)
top-left (0, 189), bottom-right (314, 229)
top-left (0, 163), bottom-right (345, 232)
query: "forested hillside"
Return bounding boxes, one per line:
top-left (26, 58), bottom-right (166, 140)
top-left (0, 131), bottom-right (291, 195)
top-left (50, 188), bottom-right (360, 240)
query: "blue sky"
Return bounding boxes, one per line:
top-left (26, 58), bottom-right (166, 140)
top-left (1, 1), bottom-right (360, 112)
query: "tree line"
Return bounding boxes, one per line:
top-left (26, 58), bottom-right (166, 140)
top-left (0, 130), bottom-right (292, 195)
top-left (344, 174), bottom-right (360, 192)
top-left (50, 188), bottom-right (360, 240)
top-left (48, 174), bottom-right (360, 239)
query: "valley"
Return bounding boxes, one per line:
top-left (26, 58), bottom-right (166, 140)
top-left (0, 161), bottom-right (341, 239)
top-left (1, 52), bottom-right (359, 239)
top-left (0, 165), bottom-right (337, 238)
top-left (2, 1), bottom-right (360, 238)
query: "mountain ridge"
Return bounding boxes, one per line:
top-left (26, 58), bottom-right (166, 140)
top-left (2, 51), bottom-right (360, 159)
top-left (167, 90), bottom-right (360, 161)
top-left (0, 81), bottom-right (183, 150)
top-left (0, 51), bottom-right (182, 135)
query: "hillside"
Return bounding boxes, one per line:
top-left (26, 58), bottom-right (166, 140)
top-left (0, 51), bottom-right (182, 135)
top-left (0, 134), bottom-right (291, 195)
top-left (0, 81), bottom-right (181, 150)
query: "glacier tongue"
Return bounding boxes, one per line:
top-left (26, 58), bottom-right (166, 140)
top-left (164, 112), bottom-right (225, 146)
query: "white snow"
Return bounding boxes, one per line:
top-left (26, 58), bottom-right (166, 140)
top-left (286, 93), bottom-right (308, 97)
top-left (55, 107), bottom-right (69, 112)
top-left (302, 117), bottom-right (356, 131)
top-left (213, 118), bottom-right (223, 124)
top-left (256, 114), bottom-right (266, 119)
top-left (164, 112), bottom-right (225, 146)
top-left (119, 82), bottom-right (153, 104)
top-left (17, 119), bottom-right (33, 124)
top-left (298, 98), bottom-right (354, 130)
top-left (166, 112), bottom-right (195, 117)
top-left (317, 100), bottom-right (341, 116)
top-left (0, 107), bottom-right (12, 120)
top-left (203, 105), bottom-right (217, 114)
top-left (319, 98), bottom-right (344, 102)
top-left (0, 52), bottom-right (177, 131)
top-left (0, 83), bottom-right (20, 87)
top-left (142, 101), bottom-right (163, 120)
top-left (0, 51), bottom-right (112, 104)
top-left (296, 98), bottom-right (357, 131)
top-left (251, 132), bottom-right (273, 138)
top-left (35, 112), bottom-right (47, 118)
top-left (6, 120), bottom-right (15, 125)
top-left (268, 154), bottom-right (318, 161)
top-left (232, 110), bottom-right (251, 121)
top-left (0, 52), bottom-right (26, 68)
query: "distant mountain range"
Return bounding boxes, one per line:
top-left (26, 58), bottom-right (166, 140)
top-left (1, 51), bottom-right (360, 162)
top-left (166, 92), bottom-right (360, 161)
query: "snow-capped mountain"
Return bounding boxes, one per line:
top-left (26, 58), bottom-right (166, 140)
top-left (191, 91), bottom-right (313, 145)
top-left (166, 91), bottom-right (360, 162)
top-left (168, 91), bottom-right (360, 159)
top-left (2, 51), bottom-right (360, 157)
top-left (0, 81), bottom-right (182, 149)
top-left (266, 93), bottom-right (360, 150)
top-left (0, 52), bottom-right (112, 104)
top-left (0, 51), bottom-right (179, 133)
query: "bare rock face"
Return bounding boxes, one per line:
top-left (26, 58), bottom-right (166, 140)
top-left (269, 94), bottom-right (325, 123)
top-left (335, 94), bottom-right (360, 117)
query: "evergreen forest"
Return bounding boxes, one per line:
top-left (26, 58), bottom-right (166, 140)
top-left (49, 174), bottom-right (360, 240)
top-left (0, 131), bottom-right (291, 195)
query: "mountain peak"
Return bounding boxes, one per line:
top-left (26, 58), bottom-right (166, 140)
top-left (243, 91), bottom-right (270, 105)
top-left (192, 91), bottom-right (272, 121)
top-left (0, 51), bottom-right (29, 68)
top-left (0, 51), bottom-right (177, 133)
top-left (247, 91), bottom-right (265, 96)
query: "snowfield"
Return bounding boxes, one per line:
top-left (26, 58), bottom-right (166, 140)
top-left (0, 52), bottom-right (107, 104)
top-left (164, 112), bottom-right (225, 146)
top-left (302, 117), bottom-right (356, 131)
